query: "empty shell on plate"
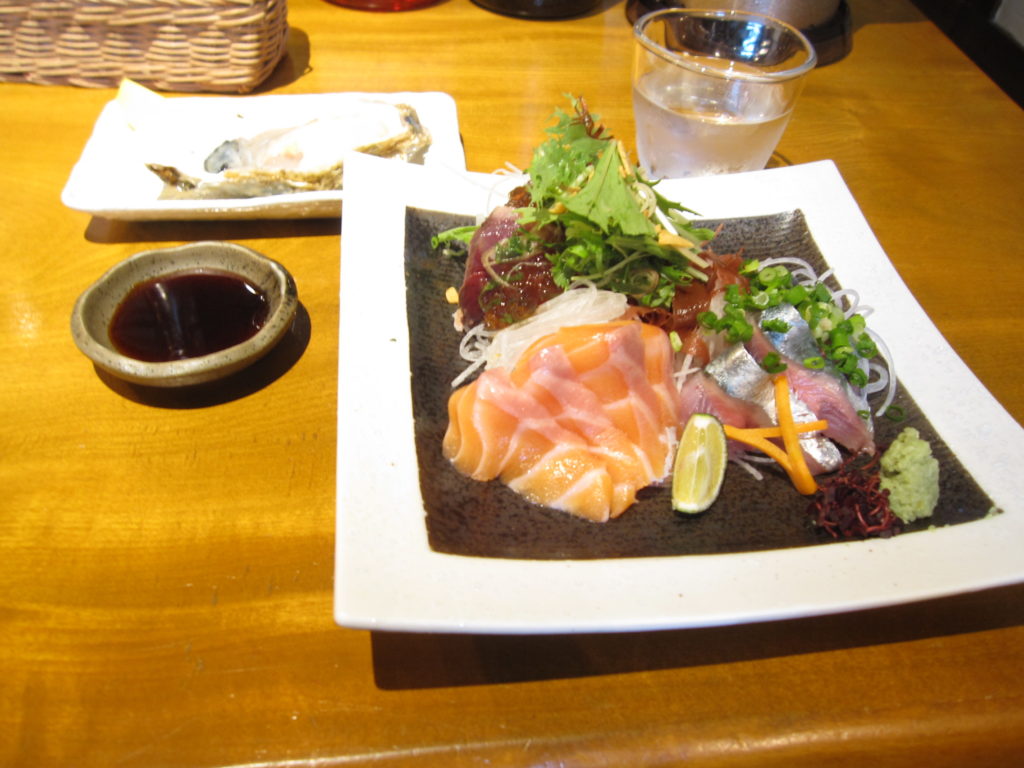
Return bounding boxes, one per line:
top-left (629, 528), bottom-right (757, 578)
top-left (148, 103), bottom-right (431, 200)
top-left (115, 80), bottom-right (432, 201)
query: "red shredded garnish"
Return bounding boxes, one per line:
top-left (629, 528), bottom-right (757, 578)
top-left (806, 453), bottom-right (902, 539)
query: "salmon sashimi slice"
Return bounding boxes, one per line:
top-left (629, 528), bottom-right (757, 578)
top-left (443, 322), bottom-right (683, 522)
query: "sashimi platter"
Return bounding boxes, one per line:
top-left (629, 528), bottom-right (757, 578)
top-left (335, 99), bottom-right (1023, 633)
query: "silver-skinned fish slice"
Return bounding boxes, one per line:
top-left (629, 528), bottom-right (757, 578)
top-left (705, 344), bottom-right (843, 473)
top-left (751, 304), bottom-right (875, 454)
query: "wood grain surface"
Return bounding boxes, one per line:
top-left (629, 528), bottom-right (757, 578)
top-left (1, 0), bottom-right (1022, 766)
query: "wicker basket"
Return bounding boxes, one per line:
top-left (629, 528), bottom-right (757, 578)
top-left (0, 0), bottom-right (289, 93)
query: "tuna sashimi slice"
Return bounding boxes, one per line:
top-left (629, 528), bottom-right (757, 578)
top-left (457, 206), bottom-right (520, 329)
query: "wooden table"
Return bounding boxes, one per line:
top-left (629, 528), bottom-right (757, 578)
top-left (2, 0), bottom-right (1022, 765)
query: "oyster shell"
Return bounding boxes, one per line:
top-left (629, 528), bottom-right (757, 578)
top-left (148, 101), bottom-right (431, 200)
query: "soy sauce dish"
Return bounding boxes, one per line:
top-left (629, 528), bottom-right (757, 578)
top-left (71, 242), bottom-right (298, 387)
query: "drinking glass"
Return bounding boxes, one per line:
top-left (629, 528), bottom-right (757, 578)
top-left (632, 8), bottom-right (816, 179)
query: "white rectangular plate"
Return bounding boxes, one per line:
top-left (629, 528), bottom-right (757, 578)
top-left (335, 152), bottom-right (1024, 634)
top-left (61, 91), bottom-right (465, 221)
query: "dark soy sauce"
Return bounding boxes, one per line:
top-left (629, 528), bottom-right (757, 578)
top-left (109, 271), bottom-right (269, 362)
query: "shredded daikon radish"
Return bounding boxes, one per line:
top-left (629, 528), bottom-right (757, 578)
top-left (866, 329), bottom-right (897, 416)
top-left (673, 352), bottom-right (700, 391)
top-left (451, 357), bottom-right (485, 389)
top-left (863, 361), bottom-right (889, 397)
top-left (830, 288), bottom-right (860, 315)
top-left (483, 282), bottom-right (629, 372)
top-left (459, 322), bottom-right (494, 360)
top-left (732, 455), bottom-right (772, 480)
top-left (451, 324), bottom-right (495, 388)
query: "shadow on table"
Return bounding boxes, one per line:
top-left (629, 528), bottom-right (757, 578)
top-left (371, 582), bottom-right (1024, 690)
top-left (83, 216), bottom-right (340, 246)
top-left (847, 0), bottom-right (923, 31)
top-left (254, 26), bottom-right (313, 94)
top-left (94, 302), bottom-right (311, 408)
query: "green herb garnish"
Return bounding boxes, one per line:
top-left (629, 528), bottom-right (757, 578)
top-left (431, 226), bottom-right (477, 260)
top-left (437, 97), bottom-right (715, 310)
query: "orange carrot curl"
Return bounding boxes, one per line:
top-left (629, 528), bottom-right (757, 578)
top-left (722, 375), bottom-right (825, 495)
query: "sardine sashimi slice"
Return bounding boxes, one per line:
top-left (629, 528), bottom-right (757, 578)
top-left (705, 344), bottom-right (842, 474)
top-left (443, 322), bottom-right (682, 522)
top-left (747, 309), bottom-right (875, 455)
top-left (678, 370), bottom-right (771, 433)
top-left (760, 304), bottom-right (873, 419)
top-left (773, 363), bottom-right (875, 455)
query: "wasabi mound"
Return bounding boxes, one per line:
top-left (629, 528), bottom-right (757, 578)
top-left (880, 427), bottom-right (940, 523)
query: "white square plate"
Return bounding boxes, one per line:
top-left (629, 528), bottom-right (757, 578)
top-left (334, 152), bottom-right (1024, 634)
top-left (61, 91), bottom-right (465, 221)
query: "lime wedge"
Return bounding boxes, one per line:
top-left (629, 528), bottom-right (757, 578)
top-left (672, 413), bottom-right (728, 514)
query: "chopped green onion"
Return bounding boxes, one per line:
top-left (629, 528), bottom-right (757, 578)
top-left (697, 311), bottom-right (718, 330)
top-left (669, 330), bottom-right (683, 352)
top-left (748, 290), bottom-right (771, 309)
top-left (757, 265), bottom-right (790, 288)
top-left (739, 259), bottom-right (760, 276)
top-left (839, 355), bottom-right (858, 374)
top-left (884, 405), bottom-right (906, 422)
top-left (810, 283), bottom-right (831, 302)
top-left (725, 320), bottom-right (753, 343)
top-left (784, 284), bottom-right (808, 305)
top-left (856, 335), bottom-right (878, 358)
top-left (761, 318), bottom-right (790, 333)
top-left (761, 352), bottom-right (787, 374)
top-left (803, 356), bottom-right (826, 370)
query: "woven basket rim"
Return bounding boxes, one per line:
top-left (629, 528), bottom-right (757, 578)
top-left (0, 0), bottom-right (289, 94)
